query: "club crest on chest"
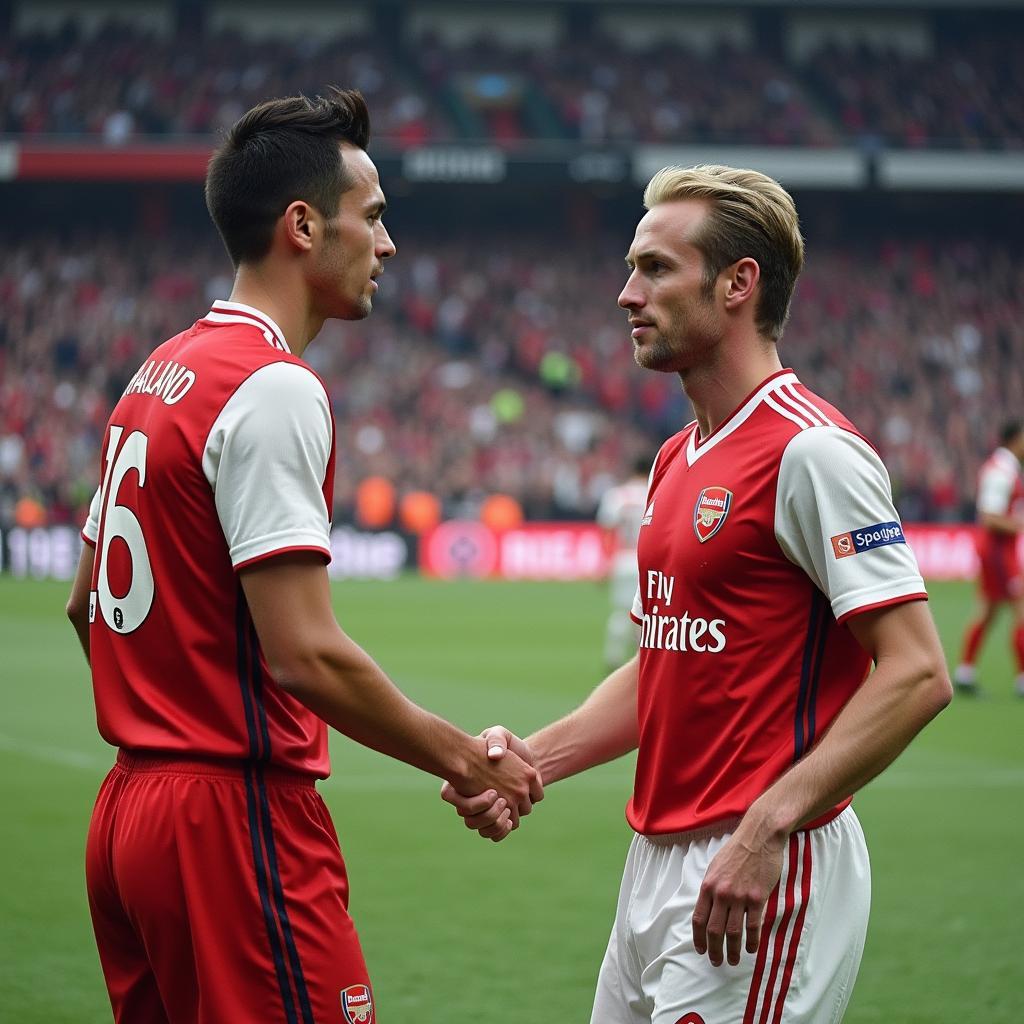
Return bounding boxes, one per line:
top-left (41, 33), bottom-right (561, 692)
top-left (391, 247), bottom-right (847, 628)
top-left (693, 487), bottom-right (733, 543)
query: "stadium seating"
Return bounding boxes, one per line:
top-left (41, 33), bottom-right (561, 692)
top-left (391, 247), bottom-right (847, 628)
top-left (1, 230), bottom-right (1020, 531)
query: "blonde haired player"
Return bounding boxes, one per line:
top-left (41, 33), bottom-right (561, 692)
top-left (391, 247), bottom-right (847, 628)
top-left (446, 164), bottom-right (951, 1024)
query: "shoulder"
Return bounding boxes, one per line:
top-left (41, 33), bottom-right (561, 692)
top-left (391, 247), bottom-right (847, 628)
top-left (780, 423), bottom-right (887, 480)
top-left (210, 361), bottom-right (332, 453)
top-left (218, 359), bottom-right (331, 421)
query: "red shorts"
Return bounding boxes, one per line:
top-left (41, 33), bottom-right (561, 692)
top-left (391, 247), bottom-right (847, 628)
top-left (86, 751), bottom-right (374, 1024)
top-left (977, 535), bottom-right (1022, 602)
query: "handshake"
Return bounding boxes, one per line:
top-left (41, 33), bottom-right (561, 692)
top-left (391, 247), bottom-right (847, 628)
top-left (441, 726), bottom-right (542, 842)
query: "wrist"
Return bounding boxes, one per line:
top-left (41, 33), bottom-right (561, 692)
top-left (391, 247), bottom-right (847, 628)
top-left (439, 731), bottom-right (478, 793)
top-left (742, 795), bottom-right (795, 850)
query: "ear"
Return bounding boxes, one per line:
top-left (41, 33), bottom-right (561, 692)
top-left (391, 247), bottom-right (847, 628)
top-left (280, 200), bottom-right (315, 255)
top-left (722, 257), bottom-right (760, 312)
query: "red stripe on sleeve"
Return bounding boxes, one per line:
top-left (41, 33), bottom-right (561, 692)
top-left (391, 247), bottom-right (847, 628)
top-left (836, 592), bottom-right (927, 625)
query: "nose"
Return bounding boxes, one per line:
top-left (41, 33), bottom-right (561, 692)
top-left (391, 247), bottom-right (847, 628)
top-left (618, 270), bottom-right (644, 311)
top-left (376, 222), bottom-right (396, 260)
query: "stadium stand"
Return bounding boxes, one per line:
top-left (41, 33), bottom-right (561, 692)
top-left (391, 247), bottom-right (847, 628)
top-left (2, 227), bottom-right (1021, 532)
top-left (2, 9), bottom-right (1021, 146)
top-left (2, 1), bottom-right (1023, 539)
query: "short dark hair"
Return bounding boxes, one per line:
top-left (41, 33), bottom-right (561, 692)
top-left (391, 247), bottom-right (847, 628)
top-left (1000, 420), bottom-right (1024, 446)
top-left (205, 88), bottom-right (370, 267)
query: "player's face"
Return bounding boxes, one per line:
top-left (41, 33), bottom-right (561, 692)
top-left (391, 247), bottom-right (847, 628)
top-left (619, 200), bottom-right (723, 374)
top-left (311, 145), bottom-right (396, 321)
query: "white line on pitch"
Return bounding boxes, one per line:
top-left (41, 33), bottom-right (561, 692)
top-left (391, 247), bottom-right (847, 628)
top-left (1, 733), bottom-right (1022, 791)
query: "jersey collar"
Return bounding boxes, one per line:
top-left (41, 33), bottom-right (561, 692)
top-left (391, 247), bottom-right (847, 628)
top-left (203, 300), bottom-right (290, 352)
top-left (686, 369), bottom-right (799, 466)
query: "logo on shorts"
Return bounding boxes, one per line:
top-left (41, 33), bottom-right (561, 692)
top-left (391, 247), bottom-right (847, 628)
top-left (674, 1014), bottom-right (707, 1024)
top-left (341, 984), bottom-right (374, 1023)
top-left (693, 487), bottom-right (732, 543)
top-left (830, 521), bottom-right (906, 559)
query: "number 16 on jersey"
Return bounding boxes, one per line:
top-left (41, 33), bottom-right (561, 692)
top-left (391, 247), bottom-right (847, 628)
top-left (91, 424), bottom-right (155, 635)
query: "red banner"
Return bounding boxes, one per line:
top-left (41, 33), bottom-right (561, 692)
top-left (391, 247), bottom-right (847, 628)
top-left (420, 521), bottom-right (1021, 582)
top-left (5, 142), bottom-right (213, 181)
top-left (902, 524), bottom-right (1024, 580)
top-left (420, 521), bottom-right (610, 580)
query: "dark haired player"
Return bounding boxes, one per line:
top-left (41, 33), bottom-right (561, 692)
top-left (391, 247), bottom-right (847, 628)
top-left (954, 421), bottom-right (1024, 696)
top-left (65, 89), bottom-right (540, 1024)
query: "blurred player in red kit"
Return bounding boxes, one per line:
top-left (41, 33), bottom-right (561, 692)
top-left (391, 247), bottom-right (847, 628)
top-left (64, 89), bottom-right (540, 1024)
top-left (954, 421), bottom-right (1024, 697)
top-left (445, 165), bottom-right (951, 1023)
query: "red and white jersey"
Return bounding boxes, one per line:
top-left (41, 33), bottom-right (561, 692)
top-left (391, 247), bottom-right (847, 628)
top-left (82, 300), bottom-right (336, 776)
top-left (628, 369), bottom-right (926, 835)
top-left (597, 477), bottom-right (650, 553)
top-left (977, 447), bottom-right (1024, 524)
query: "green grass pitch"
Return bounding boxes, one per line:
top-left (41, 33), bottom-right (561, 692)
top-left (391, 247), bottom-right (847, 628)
top-left (1, 576), bottom-right (1022, 1022)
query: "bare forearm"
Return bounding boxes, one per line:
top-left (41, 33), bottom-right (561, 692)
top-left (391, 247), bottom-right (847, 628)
top-left (744, 644), bottom-right (951, 841)
top-left (69, 613), bottom-right (91, 663)
top-left (528, 656), bottom-right (640, 785)
top-left (278, 635), bottom-right (477, 787)
top-left (66, 545), bottom-right (94, 665)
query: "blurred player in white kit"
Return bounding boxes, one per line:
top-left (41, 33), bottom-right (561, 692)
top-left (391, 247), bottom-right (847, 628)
top-left (597, 454), bottom-right (654, 667)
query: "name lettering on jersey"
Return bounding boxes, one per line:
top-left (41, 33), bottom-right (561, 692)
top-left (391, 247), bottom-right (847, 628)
top-left (640, 499), bottom-right (655, 526)
top-left (123, 359), bottom-right (196, 406)
top-left (693, 486), bottom-right (732, 543)
top-left (830, 521), bottom-right (906, 559)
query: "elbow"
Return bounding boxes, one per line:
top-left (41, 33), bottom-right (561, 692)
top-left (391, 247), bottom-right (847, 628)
top-left (266, 642), bottom-right (342, 703)
top-left (66, 598), bottom-right (87, 630)
top-left (268, 654), bottom-right (321, 699)
top-left (916, 656), bottom-right (953, 720)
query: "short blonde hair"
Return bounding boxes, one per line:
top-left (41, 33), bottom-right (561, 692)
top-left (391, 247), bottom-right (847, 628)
top-left (644, 165), bottom-right (805, 342)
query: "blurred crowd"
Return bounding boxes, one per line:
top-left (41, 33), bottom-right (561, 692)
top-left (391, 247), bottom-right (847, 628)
top-left (804, 33), bottom-right (1024, 149)
top-left (0, 25), bottom-right (444, 144)
top-left (2, 19), bottom-right (1021, 147)
top-left (2, 228), bottom-right (1021, 532)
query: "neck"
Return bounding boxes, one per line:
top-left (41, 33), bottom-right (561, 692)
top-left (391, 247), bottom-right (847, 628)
top-left (680, 338), bottom-right (784, 439)
top-left (227, 263), bottom-right (324, 358)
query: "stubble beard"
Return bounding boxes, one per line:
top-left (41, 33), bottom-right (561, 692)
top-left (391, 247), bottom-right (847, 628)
top-left (633, 329), bottom-right (683, 372)
top-left (633, 298), bottom-right (720, 374)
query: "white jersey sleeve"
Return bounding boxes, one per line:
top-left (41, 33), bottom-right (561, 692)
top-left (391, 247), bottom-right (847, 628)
top-left (774, 426), bottom-right (926, 623)
top-left (977, 454), bottom-right (1016, 516)
top-left (202, 361), bottom-right (333, 569)
top-left (82, 485), bottom-right (102, 545)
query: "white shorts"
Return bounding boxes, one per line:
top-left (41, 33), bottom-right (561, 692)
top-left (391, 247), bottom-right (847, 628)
top-left (591, 807), bottom-right (870, 1024)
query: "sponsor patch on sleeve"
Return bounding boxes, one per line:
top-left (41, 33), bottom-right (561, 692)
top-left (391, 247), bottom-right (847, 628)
top-left (830, 521), bottom-right (906, 558)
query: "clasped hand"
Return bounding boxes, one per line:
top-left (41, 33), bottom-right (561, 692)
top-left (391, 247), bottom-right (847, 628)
top-left (442, 726), bottom-right (541, 842)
